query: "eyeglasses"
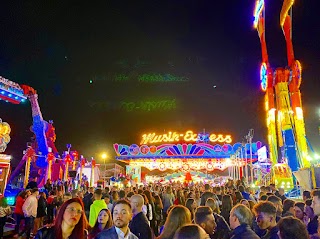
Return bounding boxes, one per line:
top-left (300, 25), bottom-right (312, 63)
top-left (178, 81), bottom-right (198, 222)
top-left (66, 207), bottom-right (83, 215)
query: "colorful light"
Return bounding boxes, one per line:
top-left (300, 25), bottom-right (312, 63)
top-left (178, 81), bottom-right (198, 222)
top-left (280, 0), bottom-right (294, 27)
top-left (260, 62), bottom-right (267, 91)
top-left (253, 0), bottom-right (264, 28)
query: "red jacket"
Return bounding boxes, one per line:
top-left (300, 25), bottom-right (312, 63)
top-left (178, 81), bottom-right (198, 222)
top-left (14, 196), bottom-right (25, 215)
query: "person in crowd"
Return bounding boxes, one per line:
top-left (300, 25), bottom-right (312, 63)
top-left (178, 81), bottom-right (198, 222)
top-left (144, 190), bottom-right (157, 233)
top-left (267, 195), bottom-right (283, 221)
top-left (88, 209), bottom-right (113, 239)
top-left (63, 192), bottom-right (72, 202)
top-left (129, 194), bottom-right (153, 239)
top-left (44, 179), bottom-right (53, 193)
top-left (294, 202), bottom-right (307, 223)
top-left (71, 189), bottom-right (79, 198)
top-left (308, 189), bottom-right (320, 236)
top-left (157, 205), bottom-right (192, 239)
top-left (200, 184), bottom-right (214, 206)
top-left (277, 216), bottom-right (310, 239)
top-left (13, 190), bottom-right (27, 237)
top-left (103, 194), bottom-right (113, 211)
top-left (221, 194), bottom-right (233, 225)
top-left (83, 187), bottom-right (94, 220)
top-left (253, 201), bottom-right (279, 239)
top-left (305, 198), bottom-right (314, 223)
top-left (174, 189), bottom-right (186, 206)
top-left (22, 188), bottom-right (39, 239)
top-left (173, 224), bottom-right (210, 239)
top-left (96, 199), bottom-right (138, 239)
top-left (89, 188), bottom-right (107, 227)
top-left (47, 191), bottom-right (56, 224)
top-left (154, 194), bottom-right (164, 236)
top-left (282, 199), bottom-right (295, 217)
top-left (194, 206), bottom-right (216, 239)
top-left (34, 191), bottom-right (47, 234)
top-left (278, 188), bottom-right (287, 202)
top-left (34, 198), bottom-right (88, 239)
top-left (26, 177), bottom-right (38, 190)
top-left (185, 198), bottom-right (197, 222)
top-left (303, 191), bottom-right (312, 202)
top-left (195, 190), bottom-right (201, 206)
top-left (234, 191), bottom-right (244, 205)
top-left (229, 204), bottom-right (259, 239)
top-left (162, 186), bottom-right (175, 220)
top-left (206, 198), bottom-right (220, 214)
top-left (0, 197), bottom-right (11, 238)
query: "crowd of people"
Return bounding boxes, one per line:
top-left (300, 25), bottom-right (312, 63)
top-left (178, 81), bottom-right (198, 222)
top-left (0, 177), bottom-right (319, 239)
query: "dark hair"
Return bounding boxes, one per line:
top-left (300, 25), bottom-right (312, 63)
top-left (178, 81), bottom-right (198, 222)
top-left (305, 198), bottom-right (312, 206)
top-left (126, 192), bottom-right (134, 198)
top-left (253, 201), bottom-right (277, 216)
top-left (114, 199), bottom-right (131, 210)
top-left (238, 185), bottom-right (245, 192)
top-left (312, 189), bottom-right (320, 198)
top-left (54, 198), bottom-right (87, 239)
top-left (267, 195), bottom-right (282, 204)
top-left (259, 194), bottom-right (268, 201)
top-left (282, 199), bottom-right (295, 215)
top-left (89, 209), bottom-right (113, 238)
top-left (195, 206), bottom-right (213, 225)
top-left (94, 189), bottom-right (102, 195)
top-left (278, 216), bottom-right (309, 239)
top-left (303, 190), bottom-right (311, 199)
top-left (204, 184), bottom-right (211, 191)
top-left (119, 190), bottom-right (126, 199)
top-left (18, 190), bottom-right (28, 199)
top-left (221, 194), bottom-right (233, 212)
top-left (173, 224), bottom-right (206, 239)
top-left (31, 188), bottom-right (39, 194)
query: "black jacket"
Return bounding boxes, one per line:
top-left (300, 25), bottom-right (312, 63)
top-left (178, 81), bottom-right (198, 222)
top-left (212, 213), bottom-right (231, 239)
top-left (230, 224), bottom-right (260, 239)
top-left (34, 226), bottom-right (88, 239)
top-left (129, 212), bottom-right (153, 239)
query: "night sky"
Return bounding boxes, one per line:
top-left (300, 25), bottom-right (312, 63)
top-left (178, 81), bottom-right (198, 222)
top-left (1, 1), bottom-right (320, 167)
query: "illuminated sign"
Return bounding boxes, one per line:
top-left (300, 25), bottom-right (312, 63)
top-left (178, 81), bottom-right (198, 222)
top-left (253, 0), bottom-right (264, 28)
top-left (140, 130), bottom-right (232, 145)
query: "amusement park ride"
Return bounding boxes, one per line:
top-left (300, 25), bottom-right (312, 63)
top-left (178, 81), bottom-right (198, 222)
top-left (254, 0), bottom-right (319, 190)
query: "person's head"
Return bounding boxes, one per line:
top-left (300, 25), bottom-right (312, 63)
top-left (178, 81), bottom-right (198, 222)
top-left (277, 216), bottom-right (309, 239)
top-left (31, 188), bottom-right (39, 197)
top-left (112, 191), bottom-right (119, 201)
top-left (240, 199), bottom-right (250, 208)
top-left (302, 190), bottom-right (311, 201)
top-left (186, 198), bottom-right (197, 211)
top-left (312, 189), bottom-right (320, 216)
top-left (18, 190), bottom-right (28, 199)
top-left (119, 190), bottom-right (126, 199)
top-left (221, 194), bottom-right (233, 211)
top-left (112, 199), bottom-right (133, 230)
top-left (204, 184), bottom-right (211, 191)
top-left (195, 206), bottom-right (216, 236)
top-left (174, 224), bottom-right (210, 239)
top-left (205, 198), bottom-right (220, 214)
top-left (253, 201), bottom-right (277, 230)
top-left (94, 189), bottom-right (103, 200)
top-left (92, 209), bottom-right (113, 230)
top-left (278, 188), bottom-right (285, 196)
top-left (63, 192), bottom-right (72, 202)
top-left (130, 194), bottom-right (144, 215)
top-left (294, 202), bottom-right (305, 220)
top-left (160, 205), bottom-right (192, 239)
top-left (229, 204), bottom-right (253, 230)
top-left (71, 189), bottom-right (79, 198)
top-left (283, 199), bottom-right (295, 215)
top-left (267, 195), bottom-right (283, 216)
top-left (55, 198), bottom-right (87, 239)
top-left (259, 194), bottom-right (268, 201)
top-left (238, 185), bottom-right (245, 193)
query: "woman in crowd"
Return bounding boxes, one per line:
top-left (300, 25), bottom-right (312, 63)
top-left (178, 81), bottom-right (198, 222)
top-left (282, 199), bottom-right (295, 217)
top-left (144, 190), bottom-right (157, 235)
top-left (34, 192), bottom-right (47, 234)
top-left (0, 197), bottom-right (11, 238)
top-left (34, 198), bottom-right (88, 239)
top-left (13, 190), bottom-right (28, 236)
top-left (221, 194), bottom-right (233, 225)
top-left (277, 216), bottom-right (309, 239)
top-left (88, 209), bottom-right (112, 239)
top-left (174, 189), bottom-right (186, 206)
top-left (154, 194), bottom-right (164, 236)
top-left (157, 205), bottom-right (192, 239)
top-left (173, 224), bottom-right (210, 239)
top-left (185, 198), bottom-right (197, 222)
top-left (162, 186), bottom-right (175, 220)
top-left (206, 198), bottom-right (231, 239)
top-left (294, 202), bottom-right (307, 223)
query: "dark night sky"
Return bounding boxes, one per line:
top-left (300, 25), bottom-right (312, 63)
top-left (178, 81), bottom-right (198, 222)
top-left (1, 0), bottom-right (320, 167)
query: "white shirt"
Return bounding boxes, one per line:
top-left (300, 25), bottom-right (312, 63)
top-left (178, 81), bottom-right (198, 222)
top-left (115, 226), bottom-right (137, 239)
top-left (22, 194), bottom-right (38, 217)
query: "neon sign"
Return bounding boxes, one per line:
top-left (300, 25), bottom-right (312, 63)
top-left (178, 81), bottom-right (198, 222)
top-left (140, 130), bottom-right (232, 145)
top-left (253, 0), bottom-right (264, 28)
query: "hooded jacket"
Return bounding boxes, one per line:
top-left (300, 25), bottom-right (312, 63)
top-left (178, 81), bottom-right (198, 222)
top-left (89, 199), bottom-right (107, 227)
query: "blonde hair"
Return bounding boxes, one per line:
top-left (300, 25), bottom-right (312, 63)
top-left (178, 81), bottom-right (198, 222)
top-left (205, 198), bottom-right (220, 214)
top-left (159, 205), bottom-right (192, 239)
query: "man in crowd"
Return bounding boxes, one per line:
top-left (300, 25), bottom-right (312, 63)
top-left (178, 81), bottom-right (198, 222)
top-left (129, 194), bottom-right (153, 239)
top-left (229, 204), bottom-right (259, 239)
top-left (195, 206), bottom-right (217, 239)
top-left (308, 189), bottom-right (320, 235)
top-left (83, 186), bottom-right (94, 220)
top-left (253, 201), bottom-right (279, 239)
top-left (26, 177), bottom-right (38, 190)
top-left (22, 188), bottom-right (39, 239)
top-left (200, 184), bottom-right (215, 206)
top-left (267, 195), bottom-right (283, 221)
top-left (89, 188), bottom-right (108, 227)
top-left (96, 199), bottom-right (138, 239)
